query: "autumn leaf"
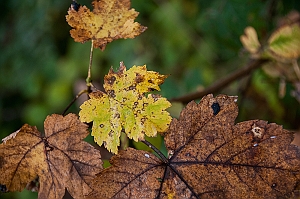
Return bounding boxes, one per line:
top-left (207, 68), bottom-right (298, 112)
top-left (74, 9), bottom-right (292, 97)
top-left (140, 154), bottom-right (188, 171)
top-left (267, 24), bottom-right (300, 59)
top-left (240, 26), bottom-right (261, 55)
top-left (79, 62), bottom-right (172, 154)
top-left (87, 94), bottom-right (300, 199)
top-left (0, 114), bottom-right (102, 199)
top-left (66, 0), bottom-right (147, 50)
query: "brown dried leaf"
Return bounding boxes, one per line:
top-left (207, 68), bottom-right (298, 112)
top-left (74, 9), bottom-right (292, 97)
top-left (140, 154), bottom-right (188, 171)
top-left (87, 94), bottom-right (300, 199)
top-left (66, 0), bottom-right (147, 50)
top-left (0, 114), bottom-right (102, 199)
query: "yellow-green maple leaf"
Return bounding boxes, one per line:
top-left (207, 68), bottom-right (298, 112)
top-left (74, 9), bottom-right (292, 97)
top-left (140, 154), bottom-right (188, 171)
top-left (79, 62), bottom-right (171, 153)
top-left (268, 24), bottom-right (300, 59)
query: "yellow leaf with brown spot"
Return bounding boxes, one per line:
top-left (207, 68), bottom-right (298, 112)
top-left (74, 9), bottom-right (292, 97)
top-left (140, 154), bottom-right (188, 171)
top-left (66, 0), bottom-right (147, 50)
top-left (79, 62), bottom-right (171, 154)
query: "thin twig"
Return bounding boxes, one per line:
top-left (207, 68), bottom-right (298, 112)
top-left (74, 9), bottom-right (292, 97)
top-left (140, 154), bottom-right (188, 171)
top-left (292, 59), bottom-right (300, 81)
top-left (62, 89), bottom-right (88, 116)
top-left (142, 140), bottom-right (169, 164)
top-left (86, 40), bottom-right (94, 93)
top-left (170, 58), bottom-right (269, 103)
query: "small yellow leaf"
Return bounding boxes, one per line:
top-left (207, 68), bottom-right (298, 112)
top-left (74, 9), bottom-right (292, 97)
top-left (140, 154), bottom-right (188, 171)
top-left (240, 26), bottom-right (261, 54)
top-left (79, 62), bottom-right (172, 154)
top-left (66, 0), bottom-right (147, 50)
top-left (268, 24), bottom-right (300, 59)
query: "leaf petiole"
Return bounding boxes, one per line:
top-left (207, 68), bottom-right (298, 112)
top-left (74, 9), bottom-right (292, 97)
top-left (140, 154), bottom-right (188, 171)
top-left (86, 40), bottom-right (94, 93)
top-left (142, 140), bottom-right (169, 164)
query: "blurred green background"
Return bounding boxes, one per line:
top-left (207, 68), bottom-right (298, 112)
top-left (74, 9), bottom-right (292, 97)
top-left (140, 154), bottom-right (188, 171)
top-left (1, 0), bottom-right (300, 198)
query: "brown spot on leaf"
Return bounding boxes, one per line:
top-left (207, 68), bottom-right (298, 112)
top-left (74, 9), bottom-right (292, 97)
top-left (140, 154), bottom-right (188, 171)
top-left (109, 131), bottom-right (114, 137)
top-left (107, 90), bottom-right (116, 98)
top-left (133, 101), bottom-right (138, 108)
top-left (151, 94), bottom-right (160, 102)
top-left (89, 91), bottom-right (104, 98)
top-left (135, 73), bottom-right (144, 83)
top-left (129, 85), bottom-right (136, 90)
top-left (106, 76), bottom-right (116, 85)
top-left (140, 117), bottom-right (146, 125)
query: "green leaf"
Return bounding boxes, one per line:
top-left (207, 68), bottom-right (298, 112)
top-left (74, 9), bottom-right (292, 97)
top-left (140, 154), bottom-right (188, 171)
top-left (268, 24), bottom-right (300, 59)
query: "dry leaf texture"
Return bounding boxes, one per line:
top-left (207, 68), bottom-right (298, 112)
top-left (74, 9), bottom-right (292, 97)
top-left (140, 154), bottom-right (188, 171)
top-left (66, 0), bottom-right (147, 50)
top-left (79, 62), bottom-right (171, 154)
top-left (87, 94), bottom-right (300, 199)
top-left (0, 114), bottom-right (102, 199)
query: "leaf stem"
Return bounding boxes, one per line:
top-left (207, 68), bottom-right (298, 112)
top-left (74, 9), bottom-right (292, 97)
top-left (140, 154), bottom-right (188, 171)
top-left (86, 40), bottom-right (94, 93)
top-left (62, 89), bottom-right (88, 116)
top-left (142, 140), bottom-right (169, 164)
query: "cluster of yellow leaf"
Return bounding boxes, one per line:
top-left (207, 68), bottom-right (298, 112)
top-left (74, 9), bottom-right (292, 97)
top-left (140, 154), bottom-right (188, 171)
top-left (66, 0), bottom-right (147, 50)
top-left (79, 62), bottom-right (172, 154)
top-left (240, 24), bottom-right (300, 60)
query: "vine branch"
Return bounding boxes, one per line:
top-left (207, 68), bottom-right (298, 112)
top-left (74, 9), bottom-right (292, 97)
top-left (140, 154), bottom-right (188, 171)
top-left (170, 58), bottom-right (269, 103)
top-left (62, 89), bottom-right (88, 116)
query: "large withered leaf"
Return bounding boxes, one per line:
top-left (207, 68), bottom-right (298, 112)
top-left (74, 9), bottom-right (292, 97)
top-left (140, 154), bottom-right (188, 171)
top-left (0, 114), bottom-right (102, 199)
top-left (87, 94), bottom-right (300, 199)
